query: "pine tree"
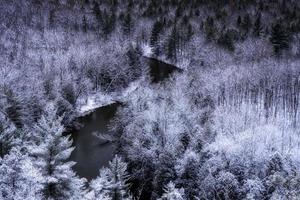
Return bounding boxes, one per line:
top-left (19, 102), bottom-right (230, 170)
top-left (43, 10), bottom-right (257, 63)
top-left (0, 115), bottom-right (16, 157)
top-left (82, 15), bottom-right (88, 32)
top-left (204, 16), bottom-right (216, 41)
top-left (126, 45), bottom-right (141, 78)
top-left (122, 11), bottom-right (133, 35)
top-left (218, 30), bottom-right (235, 51)
top-left (90, 155), bottom-right (131, 200)
top-left (108, 155), bottom-right (130, 200)
top-left (150, 20), bottom-right (163, 56)
top-left (177, 152), bottom-right (201, 199)
top-left (241, 14), bottom-right (252, 33)
top-left (253, 14), bottom-right (263, 37)
top-left (166, 26), bottom-right (178, 61)
top-left (31, 104), bottom-right (63, 144)
top-left (88, 168), bottom-right (113, 200)
top-left (29, 104), bottom-right (86, 200)
top-left (158, 182), bottom-right (185, 200)
top-left (43, 78), bottom-right (55, 100)
top-left (270, 22), bottom-right (290, 56)
top-left (49, 9), bottom-right (55, 28)
top-left (5, 89), bottom-right (23, 128)
top-left (152, 152), bottom-right (177, 199)
top-left (0, 147), bottom-right (43, 200)
top-left (186, 23), bottom-right (194, 42)
top-left (93, 1), bottom-right (103, 33)
top-left (62, 83), bottom-right (76, 107)
top-left (101, 10), bottom-right (116, 37)
top-left (26, 95), bottom-right (43, 123)
top-left (237, 16), bottom-right (242, 27)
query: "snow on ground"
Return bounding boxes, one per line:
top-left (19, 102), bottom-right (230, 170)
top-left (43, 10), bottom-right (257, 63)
top-left (77, 41), bottom-right (188, 116)
top-left (77, 79), bottom-right (142, 116)
top-left (78, 93), bottom-right (114, 116)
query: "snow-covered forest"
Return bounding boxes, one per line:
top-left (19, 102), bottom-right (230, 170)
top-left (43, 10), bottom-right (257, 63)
top-left (1, 0), bottom-right (300, 199)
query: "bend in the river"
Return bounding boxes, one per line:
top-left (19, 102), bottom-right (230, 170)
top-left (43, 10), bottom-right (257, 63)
top-left (70, 58), bottom-right (181, 180)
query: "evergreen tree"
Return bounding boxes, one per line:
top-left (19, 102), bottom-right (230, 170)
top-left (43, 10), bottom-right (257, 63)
top-left (237, 15), bottom-right (242, 27)
top-left (25, 95), bottom-right (43, 123)
top-left (166, 26), bottom-right (178, 61)
top-left (122, 11), bottom-right (133, 35)
top-left (270, 22), bottom-right (290, 56)
top-left (253, 14), bottom-right (263, 37)
top-left (55, 97), bottom-right (75, 126)
top-left (0, 147), bottom-right (43, 200)
top-left (158, 182), bottom-right (185, 200)
top-left (218, 30), bottom-right (235, 51)
top-left (82, 15), bottom-right (88, 32)
top-left (101, 10), bottom-right (116, 37)
top-left (5, 90), bottom-right (23, 128)
top-left (186, 23), bottom-right (194, 42)
top-left (241, 14), bottom-right (252, 33)
top-left (29, 104), bottom-right (86, 200)
top-left (215, 172), bottom-right (239, 199)
top-left (177, 152), bottom-right (201, 199)
top-left (126, 45), bottom-right (141, 78)
top-left (150, 20), bottom-right (163, 56)
top-left (90, 155), bottom-right (131, 200)
top-left (43, 78), bottom-right (55, 100)
top-left (88, 168), bottom-right (113, 200)
top-left (204, 16), bottom-right (217, 41)
top-left (93, 1), bottom-right (103, 33)
top-left (31, 104), bottom-right (62, 144)
top-left (48, 9), bottom-right (55, 28)
top-left (0, 115), bottom-right (16, 157)
top-left (152, 152), bottom-right (177, 199)
top-left (62, 83), bottom-right (76, 107)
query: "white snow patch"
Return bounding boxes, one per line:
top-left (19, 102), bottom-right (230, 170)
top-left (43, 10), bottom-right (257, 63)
top-left (77, 79), bottom-right (142, 116)
top-left (78, 93), bottom-right (114, 116)
top-left (141, 43), bottom-right (152, 57)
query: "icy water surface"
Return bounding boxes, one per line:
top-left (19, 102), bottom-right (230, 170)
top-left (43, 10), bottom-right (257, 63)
top-left (70, 58), bottom-right (181, 180)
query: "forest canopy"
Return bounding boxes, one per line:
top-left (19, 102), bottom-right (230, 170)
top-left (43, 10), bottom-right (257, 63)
top-left (1, 0), bottom-right (300, 199)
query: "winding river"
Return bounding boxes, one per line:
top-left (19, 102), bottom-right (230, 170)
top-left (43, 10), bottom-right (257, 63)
top-left (70, 58), bottom-right (181, 180)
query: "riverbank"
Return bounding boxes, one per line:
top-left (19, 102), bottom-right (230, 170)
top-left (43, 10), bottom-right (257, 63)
top-left (70, 57), bottom-right (182, 180)
top-left (76, 78), bottom-right (142, 116)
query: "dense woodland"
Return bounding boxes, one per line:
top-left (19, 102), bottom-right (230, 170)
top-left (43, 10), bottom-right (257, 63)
top-left (1, 0), bottom-right (300, 199)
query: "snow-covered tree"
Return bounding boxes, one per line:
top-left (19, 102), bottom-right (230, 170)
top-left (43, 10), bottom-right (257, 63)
top-left (0, 147), bottom-right (43, 200)
top-left (242, 179), bottom-right (265, 200)
top-left (90, 155), bottom-right (131, 200)
top-left (0, 114), bottom-right (17, 157)
top-left (87, 168), bottom-right (113, 200)
top-left (4, 89), bottom-right (24, 129)
top-left (31, 103), bottom-right (64, 144)
top-left (29, 104), bottom-right (86, 200)
top-left (158, 182), bottom-right (185, 200)
top-left (176, 150), bottom-right (201, 199)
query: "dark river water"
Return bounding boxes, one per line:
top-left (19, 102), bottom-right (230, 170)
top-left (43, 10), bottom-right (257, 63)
top-left (70, 58), bottom-right (180, 180)
top-left (148, 57), bottom-right (182, 83)
top-left (70, 103), bottom-right (119, 180)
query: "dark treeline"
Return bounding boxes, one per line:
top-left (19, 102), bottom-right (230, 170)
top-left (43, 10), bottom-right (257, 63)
top-left (2, 0), bottom-right (300, 59)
